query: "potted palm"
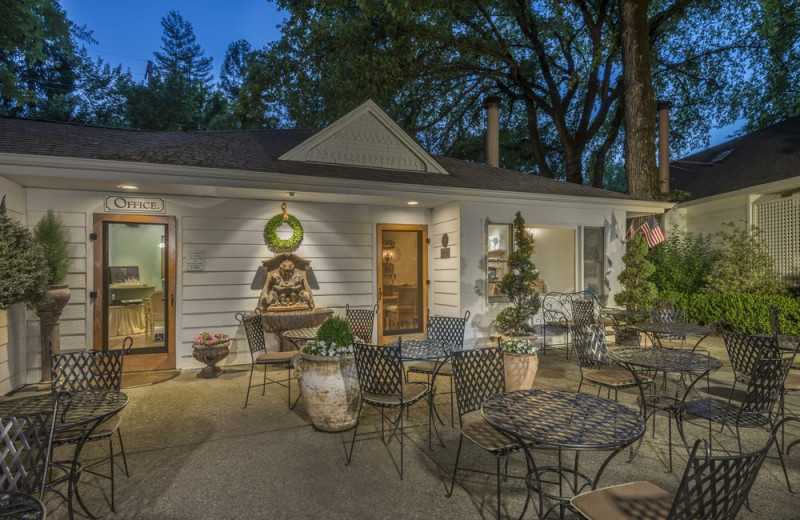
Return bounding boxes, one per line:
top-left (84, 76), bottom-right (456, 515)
top-left (33, 210), bottom-right (71, 384)
top-left (493, 211), bottom-right (542, 390)
top-left (294, 317), bottom-right (361, 432)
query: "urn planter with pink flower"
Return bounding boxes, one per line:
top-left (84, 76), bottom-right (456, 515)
top-left (192, 331), bottom-right (231, 378)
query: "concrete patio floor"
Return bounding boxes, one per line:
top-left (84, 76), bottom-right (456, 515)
top-left (36, 336), bottom-right (800, 519)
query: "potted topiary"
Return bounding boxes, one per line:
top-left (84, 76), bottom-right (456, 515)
top-left (33, 209), bottom-right (72, 385)
top-left (294, 316), bottom-right (362, 432)
top-left (493, 211), bottom-right (542, 390)
top-left (499, 337), bottom-right (540, 391)
top-left (0, 197), bottom-right (49, 310)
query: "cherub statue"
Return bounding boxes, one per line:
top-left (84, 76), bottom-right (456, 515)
top-left (261, 259), bottom-right (314, 310)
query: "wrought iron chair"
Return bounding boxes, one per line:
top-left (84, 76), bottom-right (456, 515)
top-left (650, 306), bottom-right (688, 349)
top-left (571, 299), bottom-right (596, 328)
top-left (50, 343), bottom-right (131, 512)
top-left (571, 428), bottom-right (777, 520)
top-left (448, 347), bottom-right (522, 520)
top-left (0, 397), bottom-right (61, 519)
top-left (345, 304), bottom-right (378, 344)
top-left (572, 324), bottom-right (649, 401)
top-left (236, 309), bottom-right (299, 409)
top-left (675, 345), bottom-right (796, 491)
top-left (405, 310), bottom-right (470, 426)
top-left (346, 342), bottom-right (431, 479)
top-left (722, 328), bottom-right (780, 405)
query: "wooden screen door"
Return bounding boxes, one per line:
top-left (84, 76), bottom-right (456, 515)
top-left (377, 224), bottom-right (427, 344)
top-left (93, 214), bottom-right (177, 371)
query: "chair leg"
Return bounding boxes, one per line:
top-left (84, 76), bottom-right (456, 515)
top-left (262, 364), bottom-right (267, 396)
top-left (345, 402), bottom-right (365, 466)
top-left (447, 435), bottom-right (464, 498)
top-left (117, 429), bottom-right (130, 477)
top-left (244, 364), bottom-right (256, 408)
top-left (399, 411), bottom-right (404, 480)
top-left (109, 436), bottom-right (116, 512)
top-left (496, 454), bottom-right (502, 520)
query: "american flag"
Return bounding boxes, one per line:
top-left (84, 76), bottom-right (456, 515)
top-left (640, 217), bottom-right (665, 247)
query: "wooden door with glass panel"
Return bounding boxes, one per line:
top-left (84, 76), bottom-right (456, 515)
top-left (93, 214), bottom-right (176, 371)
top-left (377, 225), bottom-right (427, 344)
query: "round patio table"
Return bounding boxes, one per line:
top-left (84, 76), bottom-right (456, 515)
top-left (482, 389), bottom-right (644, 520)
top-left (0, 391), bottom-right (129, 520)
top-left (631, 322), bottom-right (713, 351)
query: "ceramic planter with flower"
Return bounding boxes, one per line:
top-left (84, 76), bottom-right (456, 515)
top-left (192, 331), bottom-right (232, 378)
top-left (294, 317), bottom-right (361, 432)
top-left (500, 337), bottom-right (539, 391)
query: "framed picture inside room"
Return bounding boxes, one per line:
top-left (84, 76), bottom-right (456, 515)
top-left (109, 266), bottom-right (140, 285)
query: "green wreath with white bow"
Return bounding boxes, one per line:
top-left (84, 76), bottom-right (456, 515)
top-left (264, 214), bottom-right (304, 249)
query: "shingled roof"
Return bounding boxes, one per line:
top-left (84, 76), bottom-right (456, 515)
top-left (670, 115), bottom-right (800, 200)
top-left (0, 116), bottom-right (638, 201)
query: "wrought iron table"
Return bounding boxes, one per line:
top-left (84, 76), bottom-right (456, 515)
top-left (607, 347), bottom-right (722, 471)
top-left (598, 308), bottom-right (648, 346)
top-left (0, 491), bottom-right (45, 520)
top-left (0, 391), bottom-right (129, 520)
top-left (281, 327), bottom-right (319, 351)
top-left (631, 323), bottom-right (713, 351)
top-left (482, 389), bottom-right (645, 519)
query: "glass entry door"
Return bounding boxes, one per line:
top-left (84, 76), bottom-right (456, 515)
top-left (377, 224), bottom-right (427, 344)
top-left (93, 214), bottom-right (176, 371)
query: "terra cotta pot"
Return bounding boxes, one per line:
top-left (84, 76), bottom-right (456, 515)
top-left (503, 352), bottom-right (539, 392)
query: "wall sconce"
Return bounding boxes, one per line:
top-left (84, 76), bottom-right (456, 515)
top-left (383, 251), bottom-right (393, 263)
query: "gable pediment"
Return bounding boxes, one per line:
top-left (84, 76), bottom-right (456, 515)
top-left (279, 100), bottom-right (448, 174)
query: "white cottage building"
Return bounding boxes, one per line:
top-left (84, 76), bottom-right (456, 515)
top-left (666, 115), bottom-right (800, 284)
top-left (0, 100), bottom-right (669, 392)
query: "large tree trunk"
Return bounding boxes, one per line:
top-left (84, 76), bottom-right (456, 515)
top-left (620, 0), bottom-right (659, 199)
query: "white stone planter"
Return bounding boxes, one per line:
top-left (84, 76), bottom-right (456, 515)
top-left (294, 351), bottom-right (360, 432)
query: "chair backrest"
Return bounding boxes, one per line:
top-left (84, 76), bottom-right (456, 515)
top-left (738, 347), bottom-right (795, 418)
top-left (149, 291), bottom-right (166, 316)
top-left (345, 304), bottom-right (377, 344)
top-left (768, 304), bottom-right (781, 336)
top-left (571, 299), bottom-right (596, 327)
top-left (650, 307), bottom-right (686, 325)
top-left (235, 310), bottom-right (266, 356)
top-left (450, 347), bottom-right (505, 421)
top-left (353, 343), bottom-right (403, 399)
top-left (50, 349), bottom-right (127, 392)
top-left (571, 323), bottom-right (609, 369)
top-left (0, 397), bottom-right (60, 499)
top-left (427, 311), bottom-right (470, 349)
top-left (722, 329), bottom-right (780, 383)
top-left (668, 436), bottom-right (773, 520)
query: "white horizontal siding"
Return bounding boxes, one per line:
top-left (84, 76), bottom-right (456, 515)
top-left (431, 203), bottom-right (460, 318)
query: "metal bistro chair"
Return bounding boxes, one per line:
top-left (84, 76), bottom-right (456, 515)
top-left (650, 306), bottom-right (688, 349)
top-left (236, 309), bottom-right (300, 409)
top-left (345, 304), bottom-right (378, 344)
top-left (447, 347), bottom-right (522, 520)
top-left (346, 342), bottom-right (431, 480)
top-left (571, 424), bottom-right (780, 520)
top-left (50, 342), bottom-right (131, 512)
top-left (406, 310), bottom-right (470, 427)
top-left (768, 304), bottom-right (800, 451)
top-left (722, 328), bottom-right (780, 405)
top-left (0, 397), bottom-right (61, 520)
top-left (572, 324), bottom-right (649, 402)
top-left (676, 345), bottom-right (796, 492)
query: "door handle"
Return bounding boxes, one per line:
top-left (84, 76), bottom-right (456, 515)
top-left (378, 287), bottom-right (383, 302)
top-left (170, 293), bottom-right (175, 307)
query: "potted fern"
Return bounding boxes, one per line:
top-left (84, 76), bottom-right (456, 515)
top-left (493, 211), bottom-right (542, 390)
top-left (33, 209), bottom-right (72, 384)
top-left (294, 317), bottom-right (362, 432)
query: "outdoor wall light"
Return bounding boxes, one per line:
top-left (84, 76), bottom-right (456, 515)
top-left (117, 184), bottom-right (138, 190)
top-left (406, 200), bottom-right (419, 205)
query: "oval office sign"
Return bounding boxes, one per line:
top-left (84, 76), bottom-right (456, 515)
top-left (105, 196), bottom-right (166, 214)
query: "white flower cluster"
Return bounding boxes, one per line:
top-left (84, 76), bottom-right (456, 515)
top-left (302, 337), bottom-right (363, 357)
top-left (500, 337), bottom-right (539, 355)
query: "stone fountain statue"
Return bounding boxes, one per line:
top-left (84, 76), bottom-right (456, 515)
top-left (257, 253), bottom-right (332, 350)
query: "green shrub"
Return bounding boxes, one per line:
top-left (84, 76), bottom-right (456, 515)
top-left (704, 222), bottom-right (781, 295)
top-left (494, 211), bottom-right (541, 335)
top-left (614, 232), bottom-right (657, 312)
top-left (674, 293), bottom-right (800, 335)
top-left (303, 317), bottom-right (356, 356)
top-left (648, 232), bottom-right (716, 297)
top-left (34, 209), bottom-right (70, 286)
top-left (0, 211), bottom-right (49, 309)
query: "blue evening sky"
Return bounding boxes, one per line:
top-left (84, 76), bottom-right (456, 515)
top-left (60, 1), bottom-right (739, 151)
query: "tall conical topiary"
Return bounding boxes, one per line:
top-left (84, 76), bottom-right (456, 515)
top-left (0, 196), bottom-right (49, 309)
top-left (615, 231), bottom-right (657, 312)
top-left (34, 209), bottom-right (70, 286)
top-left (494, 211), bottom-right (541, 335)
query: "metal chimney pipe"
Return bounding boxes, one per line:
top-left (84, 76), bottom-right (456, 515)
top-left (657, 100), bottom-right (672, 195)
top-left (483, 95), bottom-right (501, 168)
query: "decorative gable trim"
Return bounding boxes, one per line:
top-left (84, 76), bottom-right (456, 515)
top-left (279, 100), bottom-right (449, 175)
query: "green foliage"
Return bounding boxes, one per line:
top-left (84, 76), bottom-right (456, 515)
top-left (615, 232), bottom-right (657, 312)
top-left (494, 212), bottom-right (541, 335)
top-left (703, 222), bottom-right (781, 295)
top-left (673, 293), bottom-right (800, 336)
top-left (0, 212), bottom-right (49, 309)
top-left (304, 317), bottom-right (356, 356)
top-left (33, 210), bottom-right (69, 286)
top-left (648, 232), bottom-right (717, 297)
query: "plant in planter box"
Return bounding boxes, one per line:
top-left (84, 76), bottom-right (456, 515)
top-left (295, 317), bottom-right (362, 431)
top-left (0, 199), bottom-right (49, 309)
top-left (499, 336), bottom-right (540, 391)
